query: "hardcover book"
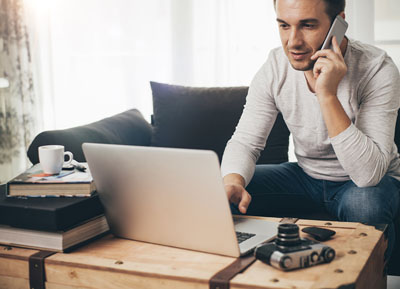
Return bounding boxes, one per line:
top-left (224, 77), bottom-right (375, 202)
top-left (0, 185), bottom-right (104, 231)
top-left (0, 215), bottom-right (109, 252)
top-left (6, 163), bottom-right (96, 197)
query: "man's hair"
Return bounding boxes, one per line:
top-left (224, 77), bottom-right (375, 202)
top-left (273, 0), bottom-right (346, 22)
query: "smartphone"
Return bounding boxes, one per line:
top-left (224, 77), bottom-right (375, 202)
top-left (320, 15), bottom-right (348, 50)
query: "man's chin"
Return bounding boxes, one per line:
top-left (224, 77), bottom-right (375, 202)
top-left (289, 59), bottom-right (316, 71)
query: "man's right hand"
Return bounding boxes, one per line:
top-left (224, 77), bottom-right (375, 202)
top-left (223, 174), bottom-right (252, 214)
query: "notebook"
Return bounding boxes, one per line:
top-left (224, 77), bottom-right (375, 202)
top-left (82, 143), bottom-right (278, 257)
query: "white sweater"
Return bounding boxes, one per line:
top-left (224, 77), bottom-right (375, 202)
top-left (221, 39), bottom-right (400, 187)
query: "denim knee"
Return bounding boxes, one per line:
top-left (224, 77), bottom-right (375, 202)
top-left (335, 176), bottom-right (399, 224)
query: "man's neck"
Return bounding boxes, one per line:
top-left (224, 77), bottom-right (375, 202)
top-left (304, 37), bottom-right (348, 93)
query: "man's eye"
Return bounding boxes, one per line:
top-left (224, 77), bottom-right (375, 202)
top-left (303, 24), bottom-right (315, 29)
top-left (279, 24), bottom-right (289, 29)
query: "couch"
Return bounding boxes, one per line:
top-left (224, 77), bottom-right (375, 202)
top-left (27, 81), bottom-right (400, 275)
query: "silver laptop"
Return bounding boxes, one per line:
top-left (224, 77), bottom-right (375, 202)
top-left (82, 143), bottom-right (278, 257)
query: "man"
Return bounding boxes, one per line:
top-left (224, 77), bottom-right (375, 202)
top-left (221, 0), bottom-right (400, 260)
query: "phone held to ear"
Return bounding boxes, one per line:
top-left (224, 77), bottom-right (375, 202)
top-left (320, 15), bottom-right (348, 50)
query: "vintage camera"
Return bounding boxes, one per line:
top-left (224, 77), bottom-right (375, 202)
top-left (254, 223), bottom-right (335, 271)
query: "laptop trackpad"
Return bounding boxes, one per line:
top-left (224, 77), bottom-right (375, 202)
top-left (234, 217), bottom-right (278, 235)
top-left (234, 217), bottom-right (278, 255)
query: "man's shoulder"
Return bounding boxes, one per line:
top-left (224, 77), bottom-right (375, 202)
top-left (347, 39), bottom-right (400, 96)
top-left (349, 39), bottom-right (384, 54)
top-left (348, 39), bottom-right (394, 68)
top-left (347, 38), bottom-right (399, 79)
top-left (262, 47), bottom-right (289, 75)
top-left (268, 46), bottom-right (286, 62)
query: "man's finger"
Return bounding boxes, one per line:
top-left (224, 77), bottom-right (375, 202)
top-left (331, 36), bottom-right (341, 54)
top-left (225, 184), bottom-right (242, 205)
top-left (225, 184), bottom-right (237, 199)
top-left (226, 189), bottom-right (234, 201)
top-left (313, 59), bottom-right (325, 78)
top-left (238, 192), bottom-right (251, 214)
top-left (311, 49), bottom-right (334, 60)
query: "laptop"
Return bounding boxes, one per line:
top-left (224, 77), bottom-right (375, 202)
top-left (82, 143), bottom-right (278, 257)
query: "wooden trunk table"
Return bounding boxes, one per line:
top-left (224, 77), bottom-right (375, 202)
top-left (0, 217), bottom-right (387, 289)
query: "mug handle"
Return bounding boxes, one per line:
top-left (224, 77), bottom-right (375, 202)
top-left (63, 151), bottom-right (74, 167)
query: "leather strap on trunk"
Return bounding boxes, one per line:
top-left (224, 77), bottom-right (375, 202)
top-left (29, 251), bottom-right (57, 289)
top-left (209, 253), bottom-right (256, 289)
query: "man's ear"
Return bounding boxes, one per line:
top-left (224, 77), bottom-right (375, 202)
top-left (339, 11), bottom-right (345, 20)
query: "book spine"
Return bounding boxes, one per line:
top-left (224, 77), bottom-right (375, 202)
top-left (0, 206), bottom-right (57, 231)
top-left (5, 182), bottom-right (11, 196)
top-left (0, 196), bottom-right (104, 231)
top-left (56, 196), bottom-right (104, 230)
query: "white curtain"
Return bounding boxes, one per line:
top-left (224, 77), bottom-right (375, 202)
top-left (24, 0), bottom-right (280, 130)
top-left (0, 0), bottom-right (41, 184)
top-left (22, 0), bottom-right (400, 172)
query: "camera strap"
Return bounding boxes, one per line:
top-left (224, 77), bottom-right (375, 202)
top-left (280, 217), bottom-right (299, 224)
top-left (209, 217), bottom-right (299, 289)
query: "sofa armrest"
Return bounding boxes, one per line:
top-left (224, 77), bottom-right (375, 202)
top-left (27, 109), bottom-right (153, 164)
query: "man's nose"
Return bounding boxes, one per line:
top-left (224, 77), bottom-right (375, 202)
top-left (288, 28), bottom-right (304, 48)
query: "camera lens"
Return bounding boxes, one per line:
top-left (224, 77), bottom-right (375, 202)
top-left (321, 247), bottom-right (336, 263)
top-left (275, 223), bottom-right (301, 248)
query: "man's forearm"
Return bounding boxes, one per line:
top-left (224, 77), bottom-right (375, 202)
top-left (319, 92), bottom-right (397, 187)
top-left (317, 94), bottom-right (351, 138)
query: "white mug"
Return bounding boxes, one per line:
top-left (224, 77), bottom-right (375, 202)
top-left (38, 145), bottom-right (73, 174)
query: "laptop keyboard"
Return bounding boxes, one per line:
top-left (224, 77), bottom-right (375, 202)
top-left (236, 231), bottom-right (256, 244)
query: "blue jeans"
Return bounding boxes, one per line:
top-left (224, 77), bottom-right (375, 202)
top-left (235, 162), bottom-right (400, 260)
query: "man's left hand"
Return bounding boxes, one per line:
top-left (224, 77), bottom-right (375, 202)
top-left (311, 36), bottom-right (347, 97)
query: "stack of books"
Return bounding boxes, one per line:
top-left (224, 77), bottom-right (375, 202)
top-left (7, 162), bottom-right (96, 197)
top-left (0, 163), bottom-right (109, 252)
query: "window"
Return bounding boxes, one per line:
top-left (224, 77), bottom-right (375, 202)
top-left (374, 0), bottom-right (400, 67)
top-left (25, 0), bottom-right (280, 130)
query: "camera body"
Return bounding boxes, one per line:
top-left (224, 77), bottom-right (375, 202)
top-left (255, 223), bottom-right (335, 271)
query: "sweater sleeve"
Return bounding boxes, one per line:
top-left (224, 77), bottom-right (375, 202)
top-left (330, 58), bottom-right (400, 187)
top-left (221, 54), bottom-right (279, 186)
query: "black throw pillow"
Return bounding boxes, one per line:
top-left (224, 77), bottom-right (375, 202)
top-left (150, 81), bottom-right (289, 164)
top-left (27, 109), bottom-right (152, 164)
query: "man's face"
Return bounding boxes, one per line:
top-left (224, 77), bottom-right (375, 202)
top-left (275, 0), bottom-right (332, 71)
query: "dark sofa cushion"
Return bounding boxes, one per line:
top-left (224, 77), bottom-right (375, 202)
top-left (150, 81), bottom-right (290, 164)
top-left (395, 109), bottom-right (400, 153)
top-left (27, 109), bottom-right (152, 164)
